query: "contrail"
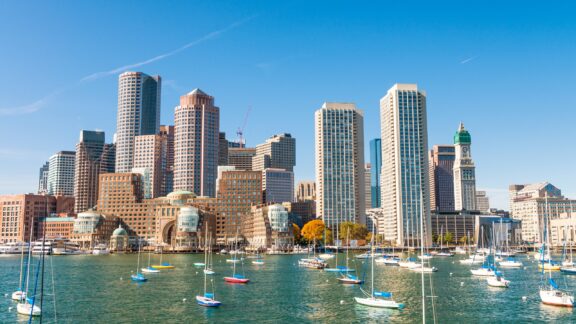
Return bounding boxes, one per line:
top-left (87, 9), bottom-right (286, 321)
top-left (0, 16), bottom-right (256, 116)
top-left (460, 56), bottom-right (478, 64)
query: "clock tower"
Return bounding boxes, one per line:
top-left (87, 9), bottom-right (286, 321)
top-left (453, 122), bottom-right (477, 211)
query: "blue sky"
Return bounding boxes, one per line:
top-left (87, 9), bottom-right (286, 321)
top-left (1, 1), bottom-right (576, 209)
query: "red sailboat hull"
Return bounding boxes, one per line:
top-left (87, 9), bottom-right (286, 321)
top-left (224, 277), bottom-right (250, 283)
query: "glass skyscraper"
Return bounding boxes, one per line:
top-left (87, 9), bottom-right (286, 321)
top-left (369, 138), bottom-right (382, 208)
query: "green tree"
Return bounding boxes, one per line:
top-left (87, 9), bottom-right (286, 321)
top-left (444, 232), bottom-right (454, 245)
top-left (459, 235), bottom-right (468, 245)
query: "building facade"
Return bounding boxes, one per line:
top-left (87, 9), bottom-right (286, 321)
top-left (115, 71), bottom-right (161, 173)
top-left (429, 145), bottom-right (456, 213)
top-left (38, 162), bottom-right (49, 194)
top-left (453, 123), bottom-right (477, 211)
top-left (364, 164), bottom-right (372, 210)
top-left (38, 216), bottom-right (75, 239)
top-left (228, 147), bottom-right (256, 171)
top-left (380, 84), bottom-right (431, 247)
top-left (159, 125), bottom-right (175, 196)
top-left (218, 132), bottom-right (229, 166)
top-left (262, 168), bottom-right (294, 203)
top-left (216, 170), bottom-right (262, 244)
top-left (48, 151), bottom-right (76, 196)
top-left (243, 204), bottom-right (293, 252)
top-left (252, 133), bottom-right (296, 172)
top-left (173, 89), bottom-right (220, 197)
top-left (314, 102), bottom-right (365, 228)
top-left (133, 133), bottom-right (167, 198)
top-left (296, 181), bottom-right (316, 202)
top-left (0, 194), bottom-right (74, 243)
top-left (369, 138), bottom-right (382, 208)
top-left (74, 130), bottom-right (107, 213)
top-left (476, 191), bottom-right (490, 213)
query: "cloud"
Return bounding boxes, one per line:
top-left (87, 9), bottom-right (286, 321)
top-left (0, 16), bottom-right (257, 116)
top-left (460, 56), bottom-right (478, 64)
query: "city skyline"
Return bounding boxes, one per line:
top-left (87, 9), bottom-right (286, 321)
top-left (2, 1), bottom-right (576, 210)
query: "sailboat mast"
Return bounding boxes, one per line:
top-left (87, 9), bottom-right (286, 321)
top-left (371, 228), bottom-right (374, 297)
top-left (24, 216), bottom-right (34, 304)
top-left (420, 191), bottom-right (426, 324)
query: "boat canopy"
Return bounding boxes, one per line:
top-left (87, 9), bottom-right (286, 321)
top-left (346, 274), bottom-right (358, 280)
top-left (204, 293), bottom-right (214, 299)
top-left (233, 274), bottom-right (245, 279)
top-left (407, 258), bottom-right (416, 262)
top-left (374, 291), bottom-right (392, 297)
top-left (162, 262), bottom-right (171, 266)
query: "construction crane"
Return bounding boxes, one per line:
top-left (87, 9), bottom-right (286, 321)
top-left (236, 106), bottom-right (252, 147)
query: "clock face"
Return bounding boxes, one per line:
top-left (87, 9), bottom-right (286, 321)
top-left (462, 146), bottom-right (469, 153)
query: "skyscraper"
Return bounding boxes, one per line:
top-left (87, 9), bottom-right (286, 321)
top-left (74, 130), bottom-right (105, 213)
top-left (133, 134), bottom-right (167, 198)
top-left (296, 181), bottom-right (316, 202)
top-left (475, 191), bottom-right (490, 213)
top-left (218, 132), bottom-right (229, 166)
top-left (159, 125), bottom-right (175, 196)
top-left (48, 151), bottom-right (76, 196)
top-left (262, 168), bottom-right (294, 203)
top-left (174, 89), bottom-right (219, 197)
top-left (100, 143), bottom-right (116, 174)
top-left (314, 102), bottom-right (365, 228)
top-left (115, 71), bottom-right (161, 173)
top-left (228, 147), bottom-right (256, 170)
top-left (252, 133), bottom-right (296, 172)
top-left (369, 138), bottom-right (382, 208)
top-left (38, 162), bottom-right (49, 194)
top-left (364, 164), bottom-right (372, 209)
top-left (453, 123), bottom-right (477, 211)
top-left (429, 145), bottom-right (456, 213)
top-left (380, 84), bottom-right (431, 247)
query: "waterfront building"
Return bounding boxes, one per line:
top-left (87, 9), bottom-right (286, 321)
top-left (216, 166), bottom-right (236, 197)
top-left (509, 182), bottom-right (576, 243)
top-left (0, 194), bottom-right (74, 243)
top-left (70, 209), bottom-right (118, 249)
top-left (282, 201), bottom-right (316, 227)
top-left (243, 204), bottom-right (293, 252)
top-left (314, 102), bottom-right (365, 228)
top-left (133, 133), bottom-right (168, 198)
top-left (74, 130), bottom-right (106, 213)
top-left (429, 145), bottom-right (456, 213)
top-left (115, 71), bottom-right (161, 173)
top-left (174, 89), bottom-right (220, 197)
top-left (550, 212), bottom-right (576, 246)
top-left (218, 132), bottom-right (229, 166)
top-left (216, 170), bottom-right (262, 244)
top-left (380, 84), bottom-right (431, 247)
top-left (252, 133), bottom-right (296, 172)
top-left (430, 211), bottom-right (477, 245)
top-left (159, 125), bottom-right (175, 196)
top-left (37, 215), bottom-right (75, 239)
top-left (369, 138), bottom-right (382, 208)
top-left (262, 168), bottom-right (294, 203)
top-left (364, 164), bottom-right (372, 210)
top-left (475, 215), bottom-right (522, 246)
top-left (38, 162), bottom-right (49, 194)
top-left (48, 151), bottom-right (76, 196)
top-left (109, 226), bottom-right (129, 252)
top-left (453, 123), bottom-right (477, 211)
top-left (296, 181), bottom-right (316, 202)
top-left (476, 191), bottom-right (490, 213)
top-left (228, 147), bottom-right (256, 171)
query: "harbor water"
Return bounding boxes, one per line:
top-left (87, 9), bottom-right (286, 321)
top-left (1, 253), bottom-right (575, 323)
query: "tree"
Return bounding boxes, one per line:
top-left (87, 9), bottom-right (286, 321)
top-left (459, 235), bottom-right (468, 245)
top-left (444, 232), bottom-right (454, 245)
top-left (292, 223), bottom-right (302, 244)
top-left (353, 224), bottom-right (369, 241)
top-left (301, 219), bottom-right (325, 243)
top-left (338, 222), bottom-right (356, 243)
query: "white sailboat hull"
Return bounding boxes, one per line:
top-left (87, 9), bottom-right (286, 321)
top-left (470, 268), bottom-right (495, 276)
top-left (318, 253), bottom-right (335, 260)
top-left (410, 266), bottom-right (438, 273)
top-left (499, 261), bottom-right (523, 268)
top-left (540, 289), bottom-right (574, 307)
top-left (354, 297), bottom-right (401, 309)
top-left (17, 303), bottom-right (41, 316)
top-left (11, 291), bottom-right (25, 301)
top-left (487, 276), bottom-right (510, 288)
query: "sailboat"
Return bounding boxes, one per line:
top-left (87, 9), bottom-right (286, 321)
top-left (252, 250), bottom-right (264, 265)
top-left (486, 227), bottom-right (510, 288)
top-left (561, 239), bottom-right (576, 274)
top-left (16, 219), bottom-right (40, 316)
top-left (203, 227), bottom-right (216, 275)
top-left (498, 225), bottom-right (523, 268)
top-left (539, 194), bottom-right (575, 306)
top-left (471, 227), bottom-right (497, 276)
top-left (142, 244), bottom-right (160, 273)
top-left (196, 228), bottom-right (221, 307)
top-left (436, 226), bottom-right (454, 257)
top-left (131, 239), bottom-right (148, 282)
top-left (338, 232), bottom-right (362, 284)
top-left (151, 244), bottom-right (175, 269)
top-left (326, 226), bottom-right (354, 273)
top-left (224, 229), bottom-right (249, 283)
top-left (12, 235), bottom-right (29, 301)
top-left (354, 228), bottom-right (403, 308)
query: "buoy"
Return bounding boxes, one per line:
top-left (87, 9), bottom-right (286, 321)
top-left (449, 272), bottom-right (453, 277)
top-left (326, 279), bottom-right (329, 283)
top-left (4, 293), bottom-right (8, 298)
top-left (460, 282), bottom-right (464, 286)
top-left (522, 296), bottom-right (527, 302)
top-left (120, 277), bottom-right (123, 280)
top-left (196, 272), bottom-right (198, 274)
top-left (340, 300), bottom-right (345, 305)
top-left (8, 307), bottom-right (13, 312)
top-left (183, 298), bottom-right (187, 302)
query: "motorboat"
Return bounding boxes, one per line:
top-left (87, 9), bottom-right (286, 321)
top-left (0, 242), bottom-right (29, 254)
top-left (92, 244), bottom-right (110, 255)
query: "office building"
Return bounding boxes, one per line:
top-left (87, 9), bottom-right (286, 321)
top-left (296, 181), bottom-right (316, 202)
top-left (133, 134), bottom-right (167, 198)
top-left (364, 164), bottom-right (372, 210)
top-left (315, 102), bottom-right (365, 228)
top-left (476, 191), bottom-right (490, 213)
top-left (252, 133), bottom-right (296, 172)
top-left (159, 125), bottom-right (175, 196)
top-left (243, 204), bottom-right (293, 252)
top-left (100, 143), bottom-right (116, 174)
top-left (453, 123), bottom-right (477, 211)
top-left (380, 84), bottom-right (431, 247)
top-left (429, 145), bottom-right (456, 213)
top-left (115, 71), bottom-right (161, 173)
top-left (262, 168), bottom-right (294, 203)
top-left (174, 89), bottom-right (220, 197)
top-left (48, 151), bottom-right (76, 196)
top-left (218, 132), bottom-right (229, 166)
top-left (228, 147), bottom-right (256, 171)
top-left (74, 130), bottom-right (107, 213)
top-left (369, 138), bottom-right (382, 208)
top-left (38, 162), bottom-right (49, 194)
